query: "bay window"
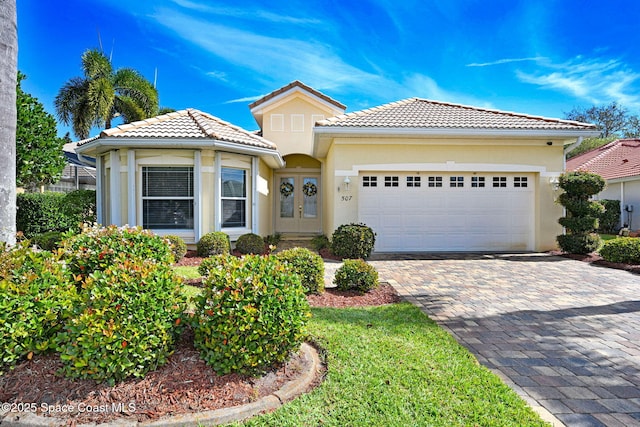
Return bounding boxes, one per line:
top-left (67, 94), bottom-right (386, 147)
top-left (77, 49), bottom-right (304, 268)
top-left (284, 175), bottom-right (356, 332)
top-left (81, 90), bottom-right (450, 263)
top-left (142, 166), bottom-right (194, 229)
top-left (221, 167), bottom-right (247, 228)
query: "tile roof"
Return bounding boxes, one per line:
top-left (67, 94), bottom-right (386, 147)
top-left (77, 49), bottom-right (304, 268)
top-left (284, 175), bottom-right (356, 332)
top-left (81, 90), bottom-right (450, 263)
top-left (249, 80), bottom-right (346, 111)
top-left (79, 109), bottom-right (277, 150)
top-left (566, 139), bottom-right (640, 180)
top-left (316, 98), bottom-right (596, 130)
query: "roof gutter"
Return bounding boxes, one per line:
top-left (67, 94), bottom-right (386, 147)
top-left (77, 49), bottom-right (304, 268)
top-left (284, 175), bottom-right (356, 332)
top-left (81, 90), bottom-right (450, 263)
top-left (313, 126), bottom-right (600, 139)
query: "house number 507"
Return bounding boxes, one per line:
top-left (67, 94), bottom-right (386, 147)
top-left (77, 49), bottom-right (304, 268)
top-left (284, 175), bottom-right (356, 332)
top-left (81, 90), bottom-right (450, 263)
top-left (341, 196), bottom-right (352, 201)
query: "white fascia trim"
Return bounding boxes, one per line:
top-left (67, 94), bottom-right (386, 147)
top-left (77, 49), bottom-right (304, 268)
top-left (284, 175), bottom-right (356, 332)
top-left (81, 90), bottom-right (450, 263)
top-left (335, 162), bottom-right (549, 176)
top-left (604, 176), bottom-right (640, 185)
top-left (314, 126), bottom-right (600, 139)
top-left (76, 138), bottom-right (285, 168)
top-left (250, 86), bottom-right (344, 115)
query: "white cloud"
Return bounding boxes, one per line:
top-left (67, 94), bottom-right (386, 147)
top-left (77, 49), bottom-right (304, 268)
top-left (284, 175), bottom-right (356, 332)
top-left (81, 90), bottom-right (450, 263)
top-left (224, 95), bottom-right (265, 104)
top-left (466, 57), bottom-right (547, 67)
top-left (516, 56), bottom-right (640, 109)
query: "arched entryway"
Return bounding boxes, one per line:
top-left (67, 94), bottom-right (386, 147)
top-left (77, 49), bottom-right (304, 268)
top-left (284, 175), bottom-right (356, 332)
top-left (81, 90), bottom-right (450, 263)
top-left (275, 154), bottom-right (322, 234)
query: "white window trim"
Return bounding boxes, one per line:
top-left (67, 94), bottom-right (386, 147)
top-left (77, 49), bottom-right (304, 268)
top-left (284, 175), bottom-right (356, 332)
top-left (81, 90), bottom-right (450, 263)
top-left (271, 114), bottom-right (284, 132)
top-left (291, 114), bottom-right (304, 132)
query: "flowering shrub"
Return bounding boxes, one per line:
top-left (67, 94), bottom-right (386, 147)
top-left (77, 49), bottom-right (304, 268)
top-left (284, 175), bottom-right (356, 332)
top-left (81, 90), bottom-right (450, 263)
top-left (0, 243), bottom-right (78, 371)
top-left (164, 234), bottom-right (187, 261)
top-left (61, 225), bottom-right (173, 275)
top-left (56, 259), bottom-right (186, 384)
top-left (193, 255), bottom-right (310, 375)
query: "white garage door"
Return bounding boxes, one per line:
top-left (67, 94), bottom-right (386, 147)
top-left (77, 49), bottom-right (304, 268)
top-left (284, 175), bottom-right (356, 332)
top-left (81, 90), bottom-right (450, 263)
top-left (359, 173), bottom-right (534, 252)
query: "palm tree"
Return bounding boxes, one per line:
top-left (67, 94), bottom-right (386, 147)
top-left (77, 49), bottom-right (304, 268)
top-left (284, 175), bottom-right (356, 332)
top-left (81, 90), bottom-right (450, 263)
top-left (55, 49), bottom-right (159, 139)
top-left (0, 0), bottom-right (18, 245)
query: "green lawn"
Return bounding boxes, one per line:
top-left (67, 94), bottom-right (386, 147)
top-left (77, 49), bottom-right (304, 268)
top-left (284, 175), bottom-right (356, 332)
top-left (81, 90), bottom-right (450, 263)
top-left (228, 303), bottom-right (548, 427)
top-left (173, 265), bottom-right (201, 280)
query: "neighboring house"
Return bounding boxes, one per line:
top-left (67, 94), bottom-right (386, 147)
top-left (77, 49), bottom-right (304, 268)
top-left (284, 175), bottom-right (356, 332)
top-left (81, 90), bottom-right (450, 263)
top-left (46, 140), bottom-right (96, 193)
top-left (75, 80), bottom-right (598, 252)
top-left (567, 139), bottom-right (640, 229)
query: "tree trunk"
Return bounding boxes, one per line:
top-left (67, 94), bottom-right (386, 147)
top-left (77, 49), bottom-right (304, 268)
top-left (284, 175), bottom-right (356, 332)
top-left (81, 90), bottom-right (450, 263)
top-left (0, 0), bottom-right (17, 245)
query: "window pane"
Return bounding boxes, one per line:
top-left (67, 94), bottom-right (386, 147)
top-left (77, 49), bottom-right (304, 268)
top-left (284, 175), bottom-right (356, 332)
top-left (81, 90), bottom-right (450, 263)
top-left (280, 177), bottom-right (294, 218)
top-left (143, 167), bottom-right (193, 197)
top-left (222, 168), bottom-right (246, 197)
top-left (303, 177), bottom-right (318, 218)
top-left (143, 199), bottom-right (193, 229)
top-left (222, 200), bottom-right (246, 227)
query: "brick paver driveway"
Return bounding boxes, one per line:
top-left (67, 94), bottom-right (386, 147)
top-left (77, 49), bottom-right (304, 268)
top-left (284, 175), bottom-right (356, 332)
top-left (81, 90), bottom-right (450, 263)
top-left (368, 253), bottom-right (640, 427)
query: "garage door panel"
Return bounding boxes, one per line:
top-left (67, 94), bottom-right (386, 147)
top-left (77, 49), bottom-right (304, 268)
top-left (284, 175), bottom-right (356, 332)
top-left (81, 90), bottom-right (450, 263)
top-left (359, 173), bottom-right (534, 252)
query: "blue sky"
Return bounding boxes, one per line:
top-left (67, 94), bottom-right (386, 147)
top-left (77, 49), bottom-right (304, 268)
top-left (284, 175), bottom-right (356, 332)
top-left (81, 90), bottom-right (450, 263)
top-left (17, 0), bottom-right (640, 138)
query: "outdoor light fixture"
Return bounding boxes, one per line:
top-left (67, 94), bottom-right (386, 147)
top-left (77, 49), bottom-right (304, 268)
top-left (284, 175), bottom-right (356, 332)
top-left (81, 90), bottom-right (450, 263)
top-left (549, 176), bottom-right (560, 191)
top-left (340, 176), bottom-right (351, 192)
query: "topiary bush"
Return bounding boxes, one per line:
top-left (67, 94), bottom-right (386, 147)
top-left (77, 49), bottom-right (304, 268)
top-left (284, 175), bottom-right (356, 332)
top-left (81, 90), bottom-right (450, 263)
top-left (0, 243), bottom-right (78, 371)
top-left (599, 237), bottom-right (640, 264)
top-left (277, 247), bottom-right (325, 294)
top-left (197, 231), bottom-right (230, 257)
top-left (334, 259), bottom-right (379, 293)
top-left (55, 259), bottom-right (186, 384)
top-left (193, 255), bottom-right (310, 375)
top-left (60, 225), bottom-right (173, 275)
top-left (235, 233), bottom-right (265, 255)
top-left (556, 171), bottom-right (605, 254)
top-left (165, 234), bottom-right (187, 262)
top-left (331, 223), bottom-right (376, 260)
top-left (598, 199), bottom-right (621, 234)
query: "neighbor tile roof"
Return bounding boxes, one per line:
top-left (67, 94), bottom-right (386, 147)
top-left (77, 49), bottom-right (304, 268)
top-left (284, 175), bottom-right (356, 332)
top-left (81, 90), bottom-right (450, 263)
top-left (567, 139), bottom-right (640, 180)
top-left (249, 80), bottom-right (346, 111)
top-left (316, 98), bottom-right (596, 130)
top-left (79, 109), bottom-right (277, 150)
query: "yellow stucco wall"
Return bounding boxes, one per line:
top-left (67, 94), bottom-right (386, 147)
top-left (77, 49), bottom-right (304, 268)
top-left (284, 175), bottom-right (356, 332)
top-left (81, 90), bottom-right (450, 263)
top-left (260, 97), bottom-right (337, 157)
top-left (322, 137), bottom-right (567, 251)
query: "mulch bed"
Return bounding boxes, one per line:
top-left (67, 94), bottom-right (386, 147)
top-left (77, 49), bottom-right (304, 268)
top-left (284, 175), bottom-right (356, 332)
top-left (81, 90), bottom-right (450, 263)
top-left (0, 255), bottom-right (399, 425)
top-left (553, 251), bottom-right (640, 275)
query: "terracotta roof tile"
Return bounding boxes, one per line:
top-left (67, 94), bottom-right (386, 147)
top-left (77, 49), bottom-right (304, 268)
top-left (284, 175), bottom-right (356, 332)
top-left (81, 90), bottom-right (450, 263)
top-left (317, 98), bottom-right (596, 130)
top-left (567, 139), bottom-right (640, 180)
top-left (80, 109), bottom-right (276, 150)
top-left (249, 80), bottom-right (346, 111)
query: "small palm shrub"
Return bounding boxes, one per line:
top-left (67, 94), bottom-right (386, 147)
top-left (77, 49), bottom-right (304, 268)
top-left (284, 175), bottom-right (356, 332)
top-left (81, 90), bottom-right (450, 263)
top-left (331, 223), bottom-right (376, 260)
top-left (55, 259), bottom-right (186, 384)
top-left (193, 255), bottom-right (310, 375)
top-left (165, 234), bottom-right (187, 261)
top-left (60, 225), bottom-right (173, 275)
top-left (334, 259), bottom-right (379, 293)
top-left (599, 237), bottom-right (640, 264)
top-left (0, 243), bottom-right (78, 371)
top-left (235, 233), bottom-right (265, 255)
top-left (197, 231), bottom-right (230, 257)
top-left (277, 247), bottom-right (325, 294)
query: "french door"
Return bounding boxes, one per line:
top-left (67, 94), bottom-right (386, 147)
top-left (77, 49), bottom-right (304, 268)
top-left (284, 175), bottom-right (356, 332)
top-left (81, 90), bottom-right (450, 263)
top-left (275, 173), bottom-right (321, 233)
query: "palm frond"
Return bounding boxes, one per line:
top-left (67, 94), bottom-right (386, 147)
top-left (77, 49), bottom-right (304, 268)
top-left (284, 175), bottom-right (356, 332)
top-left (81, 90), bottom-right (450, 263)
top-left (87, 77), bottom-right (115, 127)
top-left (113, 68), bottom-right (159, 117)
top-left (82, 49), bottom-right (113, 80)
top-left (114, 96), bottom-right (146, 124)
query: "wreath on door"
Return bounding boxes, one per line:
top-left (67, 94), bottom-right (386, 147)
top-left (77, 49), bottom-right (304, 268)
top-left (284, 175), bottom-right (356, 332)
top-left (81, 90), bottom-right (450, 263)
top-left (280, 181), bottom-right (294, 197)
top-left (303, 181), bottom-right (317, 197)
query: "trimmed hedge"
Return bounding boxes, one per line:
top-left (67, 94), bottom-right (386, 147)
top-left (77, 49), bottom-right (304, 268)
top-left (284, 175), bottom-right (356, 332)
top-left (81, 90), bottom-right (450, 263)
top-left (235, 233), bottom-right (265, 255)
top-left (17, 190), bottom-right (96, 238)
top-left (197, 231), bottom-right (230, 257)
top-left (599, 237), bottom-right (640, 264)
top-left (599, 199), bottom-right (621, 233)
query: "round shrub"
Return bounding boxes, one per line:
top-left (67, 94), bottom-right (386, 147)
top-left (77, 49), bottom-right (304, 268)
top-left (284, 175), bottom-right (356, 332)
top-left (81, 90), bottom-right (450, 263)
top-left (334, 259), bottom-right (379, 293)
top-left (558, 171), bottom-right (606, 196)
top-left (193, 255), bottom-right (310, 375)
top-left (558, 216), bottom-right (600, 233)
top-left (235, 233), bottom-right (265, 255)
top-left (55, 259), bottom-right (186, 384)
top-left (277, 247), bottom-right (325, 294)
top-left (197, 231), bottom-right (230, 257)
top-left (60, 225), bottom-right (173, 275)
top-left (31, 230), bottom-right (65, 251)
top-left (599, 237), bottom-right (640, 264)
top-left (165, 234), bottom-right (187, 261)
top-left (0, 243), bottom-right (77, 371)
top-left (331, 223), bottom-right (376, 260)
